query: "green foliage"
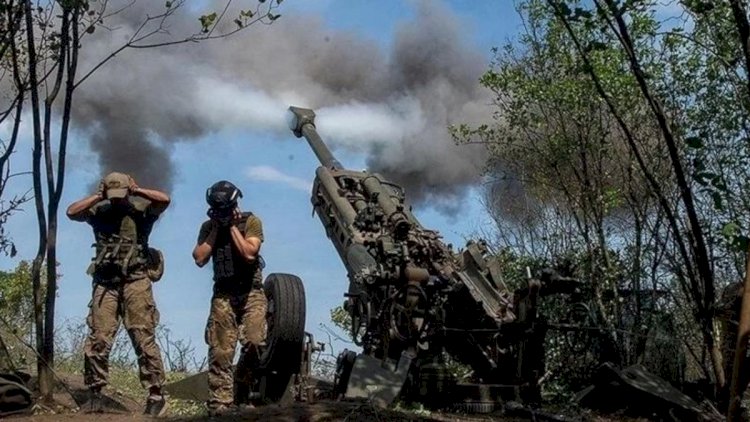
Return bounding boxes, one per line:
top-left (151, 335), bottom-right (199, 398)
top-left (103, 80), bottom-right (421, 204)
top-left (0, 261), bottom-right (43, 368)
top-left (105, 368), bottom-right (206, 417)
top-left (393, 401), bottom-right (432, 417)
top-left (454, 0), bottom-right (722, 395)
top-left (0, 261), bottom-right (35, 329)
top-left (649, 1), bottom-right (750, 257)
top-left (456, 0), bottom-right (657, 225)
top-left (330, 305), bottom-right (351, 335)
top-left (492, 248), bottom-right (549, 289)
top-left (198, 12), bottom-right (217, 33)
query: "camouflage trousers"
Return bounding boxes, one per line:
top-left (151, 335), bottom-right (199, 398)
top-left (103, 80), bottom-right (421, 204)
top-left (205, 289), bottom-right (268, 407)
top-left (83, 277), bottom-right (165, 392)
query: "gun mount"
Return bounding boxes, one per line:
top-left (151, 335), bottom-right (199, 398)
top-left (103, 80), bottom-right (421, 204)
top-left (288, 106), bottom-right (563, 410)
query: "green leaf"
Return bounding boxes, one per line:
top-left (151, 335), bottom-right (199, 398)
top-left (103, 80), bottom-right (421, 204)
top-left (694, 171), bottom-right (716, 185)
top-left (685, 136), bottom-right (703, 148)
top-left (712, 191), bottom-right (724, 211)
top-left (684, 0), bottom-right (715, 14)
top-left (733, 235), bottom-right (750, 252)
top-left (558, 1), bottom-right (572, 16)
top-left (711, 176), bottom-right (728, 192)
top-left (165, 1), bottom-right (172, 7)
top-left (722, 222), bottom-right (739, 238)
top-left (199, 12), bottom-right (218, 31)
top-left (572, 7), bottom-right (592, 20)
top-left (585, 41), bottom-right (608, 52)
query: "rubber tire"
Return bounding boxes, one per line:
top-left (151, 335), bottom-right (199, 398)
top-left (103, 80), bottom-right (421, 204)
top-left (259, 273), bottom-right (306, 402)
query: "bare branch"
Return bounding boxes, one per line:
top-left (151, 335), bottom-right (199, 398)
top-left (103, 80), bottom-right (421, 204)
top-left (75, 0), bottom-right (281, 89)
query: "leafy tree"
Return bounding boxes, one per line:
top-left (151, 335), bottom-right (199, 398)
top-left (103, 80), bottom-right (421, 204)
top-left (540, 0), bottom-right (750, 394)
top-left (454, 0), bottom-right (673, 375)
top-left (456, 0), bottom-right (750, 400)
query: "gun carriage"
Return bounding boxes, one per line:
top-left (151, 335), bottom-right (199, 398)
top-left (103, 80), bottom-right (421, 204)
top-left (287, 106), bottom-right (573, 409)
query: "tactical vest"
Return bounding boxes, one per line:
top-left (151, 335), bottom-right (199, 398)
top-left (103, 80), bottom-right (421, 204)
top-left (87, 196), bottom-right (156, 281)
top-left (211, 211), bottom-right (264, 293)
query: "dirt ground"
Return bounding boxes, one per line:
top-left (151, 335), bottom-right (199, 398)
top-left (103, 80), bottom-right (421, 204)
top-left (5, 400), bottom-right (648, 422)
top-left (7, 401), bottom-right (525, 422)
top-left (3, 373), bottom-right (534, 422)
top-left (4, 373), bottom-right (644, 421)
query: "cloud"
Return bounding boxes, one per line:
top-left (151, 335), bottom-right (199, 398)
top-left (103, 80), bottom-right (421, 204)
top-left (245, 165), bottom-right (311, 192)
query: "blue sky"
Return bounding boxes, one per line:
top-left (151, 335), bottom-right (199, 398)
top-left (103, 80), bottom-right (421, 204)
top-left (0, 1), bottom-right (523, 366)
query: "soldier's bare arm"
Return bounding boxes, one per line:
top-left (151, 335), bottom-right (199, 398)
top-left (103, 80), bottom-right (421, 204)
top-left (66, 193), bottom-right (102, 221)
top-left (229, 212), bottom-right (262, 262)
top-left (229, 227), bottom-right (261, 263)
top-left (193, 221), bottom-right (218, 267)
top-left (129, 177), bottom-right (171, 214)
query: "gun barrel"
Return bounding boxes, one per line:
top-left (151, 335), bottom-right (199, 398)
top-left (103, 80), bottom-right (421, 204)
top-left (288, 106), bottom-right (342, 170)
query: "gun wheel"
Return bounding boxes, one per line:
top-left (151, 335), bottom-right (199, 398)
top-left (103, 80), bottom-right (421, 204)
top-left (258, 273), bottom-right (307, 403)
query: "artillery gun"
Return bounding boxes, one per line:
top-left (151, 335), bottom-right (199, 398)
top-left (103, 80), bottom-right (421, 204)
top-left (287, 106), bottom-right (566, 410)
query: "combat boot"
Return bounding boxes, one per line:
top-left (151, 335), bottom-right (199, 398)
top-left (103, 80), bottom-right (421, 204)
top-left (81, 387), bottom-right (104, 413)
top-left (144, 387), bottom-right (168, 417)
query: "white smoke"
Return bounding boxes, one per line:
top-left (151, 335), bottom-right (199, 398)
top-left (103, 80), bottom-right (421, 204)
top-left (245, 165), bottom-right (311, 191)
top-left (71, 0), bottom-right (493, 212)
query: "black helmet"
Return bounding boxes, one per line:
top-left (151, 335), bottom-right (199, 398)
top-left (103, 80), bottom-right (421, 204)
top-left (206, 180), bottom-right (243, 210)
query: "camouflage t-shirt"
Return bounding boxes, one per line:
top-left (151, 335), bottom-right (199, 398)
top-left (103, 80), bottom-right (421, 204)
top-left (198, 214), bottom-right (263, 293)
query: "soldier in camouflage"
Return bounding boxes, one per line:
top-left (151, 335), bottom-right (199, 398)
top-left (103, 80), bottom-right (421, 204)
top-left (66, 172), bottom-right (169, 417)
top-left (192, 180), bottom-right (267, 415)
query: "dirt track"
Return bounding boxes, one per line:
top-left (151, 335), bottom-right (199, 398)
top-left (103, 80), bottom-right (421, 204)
top-left (7, 401), bottom-right (518, 422)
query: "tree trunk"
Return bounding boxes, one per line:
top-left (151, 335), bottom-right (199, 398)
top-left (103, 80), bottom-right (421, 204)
top-left (727, 248), bottom-right (750, 421)
top-left (22, 0), bottom-right (52, 400)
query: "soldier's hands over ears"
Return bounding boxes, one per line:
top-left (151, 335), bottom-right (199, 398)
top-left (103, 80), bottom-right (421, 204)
top-left (96, 180), bottom-right (105, 198)
top-left (128, 176), bottom-right (140, 193)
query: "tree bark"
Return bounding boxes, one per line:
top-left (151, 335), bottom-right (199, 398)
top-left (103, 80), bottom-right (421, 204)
top-left (23, 0), bottom-right (51, 400)
top-left (727, 249), bottom-right (750, 421)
